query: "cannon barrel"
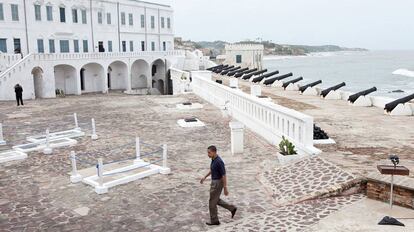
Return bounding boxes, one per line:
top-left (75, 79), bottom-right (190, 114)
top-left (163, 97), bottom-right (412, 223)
top-left (228, 67), bottom-right (249, 76)
top-left (242, 69), bottom-right (268, 80)
top-left (384, 93), bottom-right (414, 112)
top-left (207, 64), bottom-right (223, 71)
top-left (235, 68), bottom-right (257, 78)
top-left (282, 77), bottom-right (303, 88)
top-left (263, 72), bottom-right (293, 85)
top-left (299, 80), bottom-right (322, 93)
top-left (221, 66), bottom-right (241, 75)
top-left (321, 82), bottom-right (346, 98)
top-left (261, 70), bottom-right (280, 79)
top-left (253, 70), bottom-right (280, 83)
top-left (348, 87), bottom-right (377, 103)
top-left (212, 64), bottom-right (227, 71)
top-left (213, 65), bottom-right (231, 73)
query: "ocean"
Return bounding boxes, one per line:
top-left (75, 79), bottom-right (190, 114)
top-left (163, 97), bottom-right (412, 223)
top-left (263, 50), bottom-right (414, 98)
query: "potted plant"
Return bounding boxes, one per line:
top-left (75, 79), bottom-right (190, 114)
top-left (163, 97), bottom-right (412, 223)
top-left (276, 136), bottom-right (305, 165)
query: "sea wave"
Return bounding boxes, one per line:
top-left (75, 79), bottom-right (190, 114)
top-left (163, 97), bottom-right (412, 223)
top-left (392, 69), bottom-right (414, 78)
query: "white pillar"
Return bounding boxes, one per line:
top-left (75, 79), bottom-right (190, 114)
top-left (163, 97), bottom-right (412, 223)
top-left (229, 78), bottom-right (239, 89)
top-left (134, 137), bottom-right (141, 164)
top-left (229, 121), bottom-right (245, 154)
top-left (70, 151), bottom-right (82, 183)
top-left (91, 118), bottom-right (98, 140)
top-left (159, 144), bottom-right (171, 174)
top-left (0, 123), bottom-right (6, 145)
top-left (74, 113), bottom-right (80, 130)
top-left (43, 129), bottom-right (53, 155)
top-left (251, 84), bottom-right (262, 97)
top-left (95, 158), bottom-right (108, 194)
top-left (75, 70), bottom-right (82, 95)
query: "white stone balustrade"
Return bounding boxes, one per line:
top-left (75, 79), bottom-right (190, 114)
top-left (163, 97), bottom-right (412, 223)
top-left (191, 71), bottom-right (320, 155)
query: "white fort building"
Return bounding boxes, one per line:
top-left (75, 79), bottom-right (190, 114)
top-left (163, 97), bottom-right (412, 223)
top-left (0, 0), bottom-right (209, 100)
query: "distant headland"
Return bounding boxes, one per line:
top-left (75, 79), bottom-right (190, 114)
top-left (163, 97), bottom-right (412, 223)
top-left (174, 37), bottom-right (368, 57)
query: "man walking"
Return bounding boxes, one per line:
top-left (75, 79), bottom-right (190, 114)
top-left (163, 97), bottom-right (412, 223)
top-left (14, 84), bottom-right (24, 106)
top-left (200, 145), bottom-right (237, 226)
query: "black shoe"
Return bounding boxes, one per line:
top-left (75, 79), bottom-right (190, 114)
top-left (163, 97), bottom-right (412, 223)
top-left (231, 208), bottom-right (237, 218)
top-left (206, 221), bottom-right (220, 226)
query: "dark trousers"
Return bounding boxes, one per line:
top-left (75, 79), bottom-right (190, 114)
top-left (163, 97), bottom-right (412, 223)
top-left (209, 179), bottom-right (236, 223)
top-left (16, 95), bottom-right (23, 106)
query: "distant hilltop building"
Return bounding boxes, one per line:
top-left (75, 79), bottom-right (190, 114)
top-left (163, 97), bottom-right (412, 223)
top-left (0, 0), bottom-right (208, 101)
top-left (224, 44), bottom-right (264, 70)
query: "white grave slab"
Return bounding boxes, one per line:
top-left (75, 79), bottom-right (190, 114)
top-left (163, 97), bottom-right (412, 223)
top-left (176, 103), bottom-right (203, 110)
top-left (177, 118), bottom-right (205, 127)
top-left (13, 138), bottom-right (77, 153)
top-left (0, 123), bottom-right (5, 146)
top-left (313, 138), bottom-right (336, 145)
top-left (0, 150), bottom-right (27, 163)
top-left (26, 129), bottom-right (85, 143)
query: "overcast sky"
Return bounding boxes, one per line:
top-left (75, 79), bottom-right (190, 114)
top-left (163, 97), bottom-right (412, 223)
top-left (154, 0), bottom-right (414, 50)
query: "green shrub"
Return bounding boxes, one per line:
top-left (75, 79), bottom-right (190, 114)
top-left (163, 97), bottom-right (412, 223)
top-left (278, 136), bottom-right (297, 156)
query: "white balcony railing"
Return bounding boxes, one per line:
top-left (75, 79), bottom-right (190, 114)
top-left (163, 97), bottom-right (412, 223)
top-left (32, 50), bottom-right (185, 61)
top-left (191, 71), bottom-right (320, 155)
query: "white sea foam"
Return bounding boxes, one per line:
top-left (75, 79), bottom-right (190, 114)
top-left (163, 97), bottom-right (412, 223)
top-left (392, 69), bottom-right (414, 78)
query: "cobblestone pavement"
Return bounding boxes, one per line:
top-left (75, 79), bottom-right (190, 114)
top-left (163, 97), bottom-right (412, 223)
top-left (210, 194), bottom-right (366, 232)
top-left (0, 93), bottom-right (279, 231)
top-left (259, 156), bottom-right (356, 205)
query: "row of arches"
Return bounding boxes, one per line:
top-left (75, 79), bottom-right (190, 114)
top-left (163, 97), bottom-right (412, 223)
top-left (31, 59), bottom-right (168, 98)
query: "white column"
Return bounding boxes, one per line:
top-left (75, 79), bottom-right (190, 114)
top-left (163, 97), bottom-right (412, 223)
top-left (75, 70), bottom-right (82, 95)
top-left (126, 66), bottom-right (132, 92)
top-left (74, 113), bottom-right (80, 130)
top-left (70, 151), bottom-right (82, 183)
top-left (0, 123), bottom-right (6, 145)
top-left (229, 121), bottom-right (245, 154)
top-left (91, 118), bottom-right (98, 140)
top-left (134, 137), bottom-right (141, 164)
top-left (95, 158), bottom-right (108, 194)
top-left (43, 129), bottom-right (53, 155)
top-left (159, 144), bottom-right (171, 174)
top-left (251, 84), bottom-right (261, 97)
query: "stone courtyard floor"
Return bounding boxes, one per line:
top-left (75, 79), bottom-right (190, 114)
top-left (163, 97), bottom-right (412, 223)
top-left (0, 92), bottom-right (413, 231)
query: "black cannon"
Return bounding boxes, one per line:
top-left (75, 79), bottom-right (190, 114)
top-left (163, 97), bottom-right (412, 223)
top-left (221, 66), bottom-right (241, 75)
top-left (263, 72), bottom-right (293, 85)
top-left (320, 82), bottom-right (346, 98)
top-left (228, 67), bottom-right (248, 76)
top-left (207, 64), bottom-right (223, 71)
top-left (384, 93), bottom-right (414, 113)
top-left (213, 65), bottom-right (231, 73)
top-left (242, 69), bottom-right (268, 80)
top-left (252, 70), bottom-right (280, 83)
top-left (235, 68), bottom-right (257, 78)
top-left (299, 80), bottom-right (322, 93)
top-left (218, 65), bottom-right (234, 73)
top-left (282, 77), bottom-right (303, 89)
top-left (348, 87), bottom-right (377, 103)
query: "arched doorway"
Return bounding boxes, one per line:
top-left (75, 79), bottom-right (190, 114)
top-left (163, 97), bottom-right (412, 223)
top-left (131, 59), bottom-right (149, 90)
top-left (80, 63), bottom-right (106, 93)
top-left (32, 67), bottom-right (44, 98)
top-left (151, 59), bottom-right (166, 94)
top-left (54, 64), bottom-right (77, 95)
top-left (108, 61), bottom-right (128, 91)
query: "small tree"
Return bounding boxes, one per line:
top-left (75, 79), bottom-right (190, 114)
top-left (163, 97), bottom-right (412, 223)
top-left (278, 136), bottom-right (297, 156)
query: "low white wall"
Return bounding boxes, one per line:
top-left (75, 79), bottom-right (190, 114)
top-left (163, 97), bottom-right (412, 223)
top-left (191, 71), bottom-right (320, 155)
top-left (170, 67), bottom-right (191, 95)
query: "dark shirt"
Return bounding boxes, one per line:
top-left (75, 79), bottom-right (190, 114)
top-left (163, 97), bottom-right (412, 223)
top-left (15, 86), bottom-right (23, 96)
top-left (210, 155), bottom-right (226, 180)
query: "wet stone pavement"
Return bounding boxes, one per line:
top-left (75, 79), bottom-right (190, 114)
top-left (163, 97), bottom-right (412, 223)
top-left (0, 93), bottom-right (363, 231)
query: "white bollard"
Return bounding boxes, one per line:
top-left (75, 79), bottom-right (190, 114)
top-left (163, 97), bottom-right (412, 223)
top-left (70, 151), bottom-right (82, 183)
top-left (251, 84), bottom-right (262, 97)
top-left (0, 123), bottom-right (6, 146)
top-left (229, 121), bottom-right (245, 154)
top-left (134, 137), bottom-right (141, 164)
top-left (74, 113), bottom-right (81, 131)
top-left (43, 129), bottom-right (53, 155)
top-left (91, 118), bottom-right (98, 140)
top-left (159, 144), bottom-right (171, 174)
top-left (95, 158), bottom-right (108, 194)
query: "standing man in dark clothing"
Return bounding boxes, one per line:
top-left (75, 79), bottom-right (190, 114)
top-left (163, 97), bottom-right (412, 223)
top-left (14, 84), bottom-right (24, 106)
top-left (200, 145), bottom-right (237, 226)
